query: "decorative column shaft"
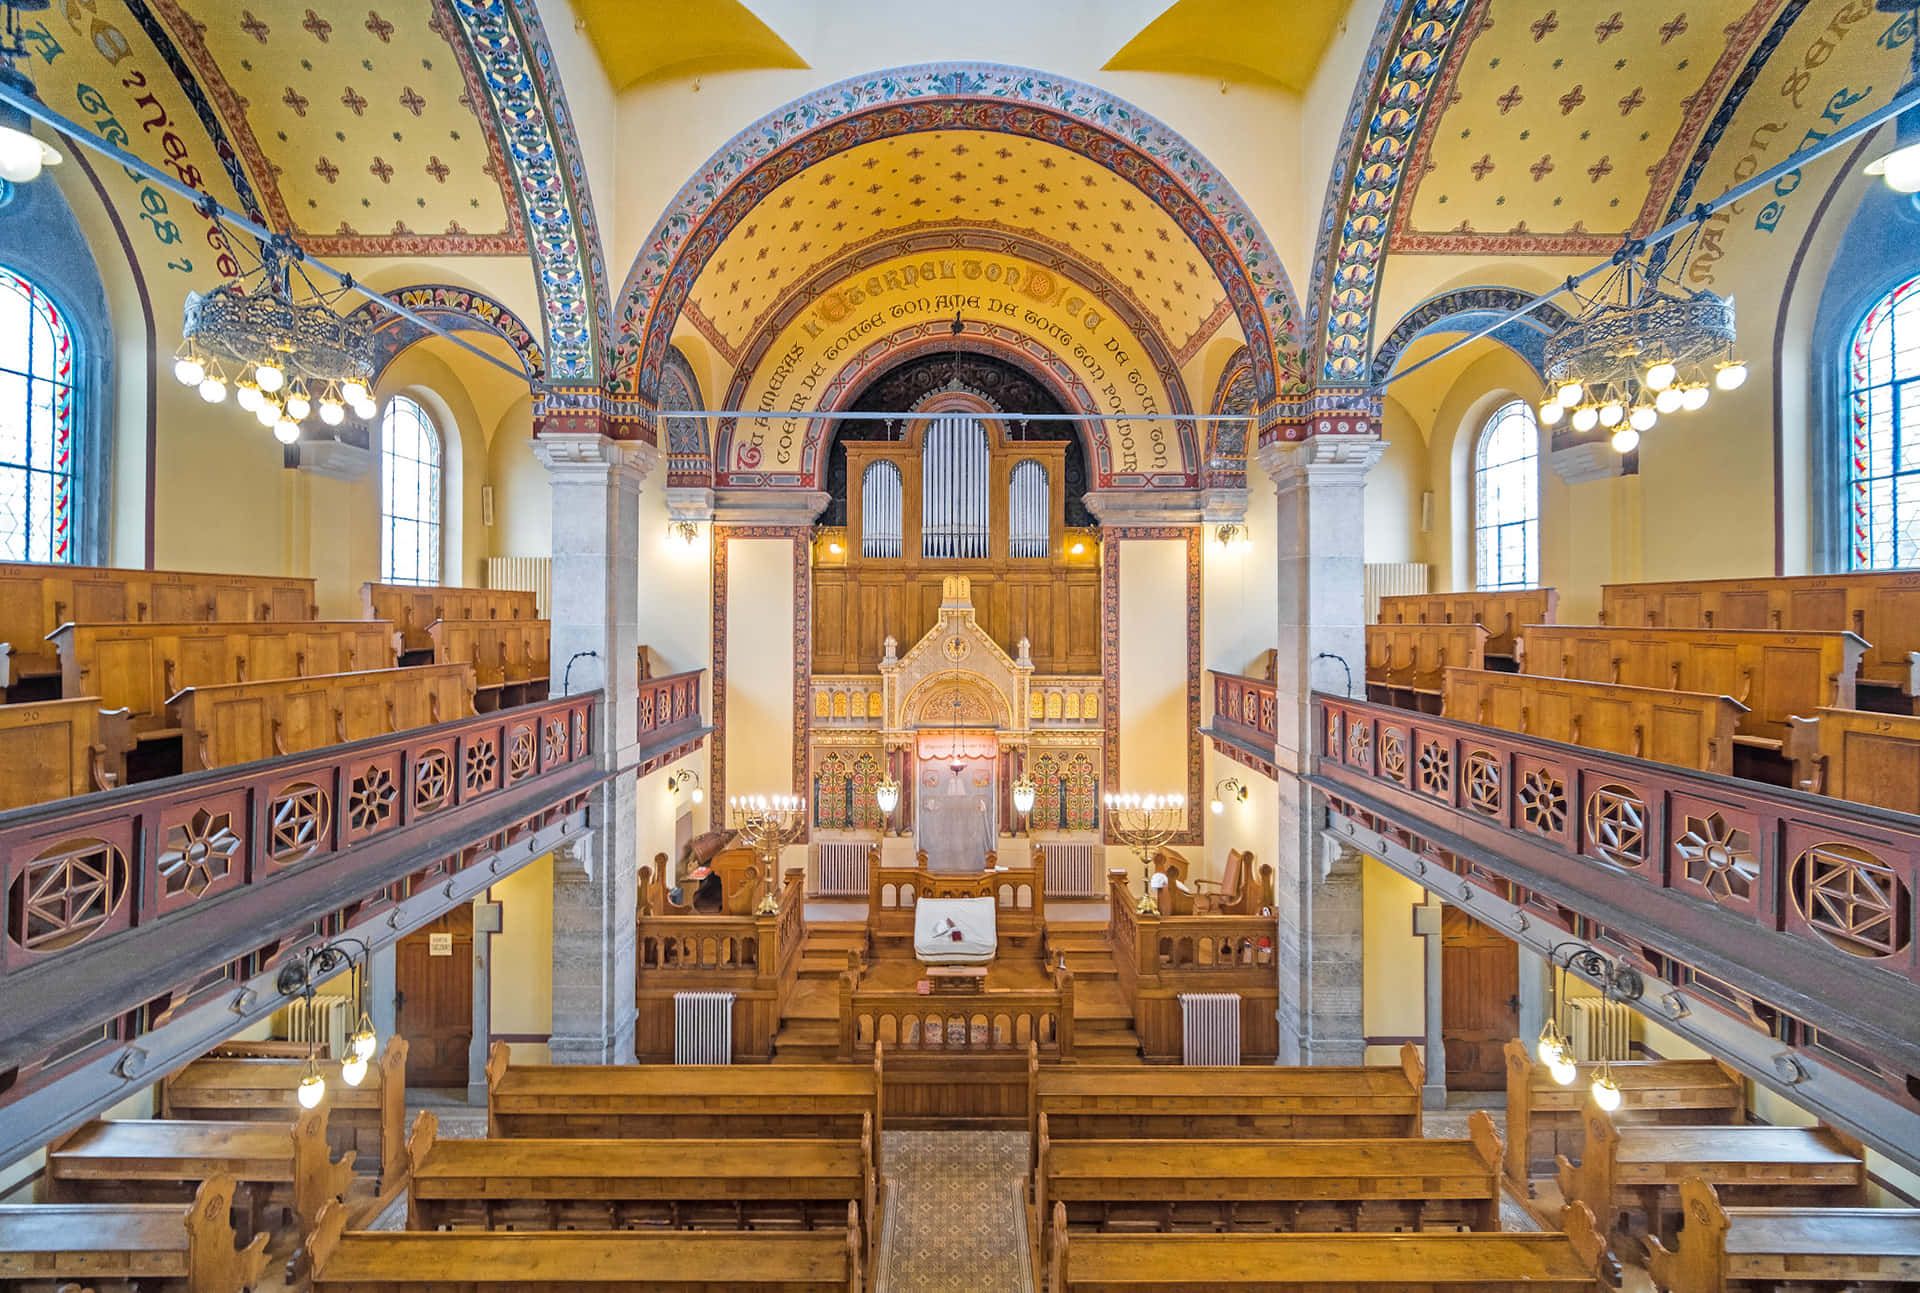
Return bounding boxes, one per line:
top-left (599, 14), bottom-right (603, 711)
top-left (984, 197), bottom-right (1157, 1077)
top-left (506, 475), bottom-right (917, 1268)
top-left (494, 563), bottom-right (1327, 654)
top-left (533, 428), bottom-right (656, 1065)
top-left (1259, 434), bottom-right (1386, 1065)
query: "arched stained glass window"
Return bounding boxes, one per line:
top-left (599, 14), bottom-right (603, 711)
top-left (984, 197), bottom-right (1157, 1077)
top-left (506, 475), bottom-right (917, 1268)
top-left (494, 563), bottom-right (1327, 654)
top-left (1473, 399), bottom-right (1539, 590)
top-left (380, 395), bottom-right (442, 585)
top-left (0, 267), bottom-right (78, 562)
top-left (1845, 275), bottom-right (1920, 570)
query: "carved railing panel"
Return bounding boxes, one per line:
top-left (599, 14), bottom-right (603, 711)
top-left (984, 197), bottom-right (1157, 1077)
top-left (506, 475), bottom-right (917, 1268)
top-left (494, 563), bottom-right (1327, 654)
top-left (635, 669), bottom-right (708, 773)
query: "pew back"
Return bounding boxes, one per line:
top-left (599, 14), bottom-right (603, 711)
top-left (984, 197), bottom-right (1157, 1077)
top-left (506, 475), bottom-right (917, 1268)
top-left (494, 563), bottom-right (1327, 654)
top-left (1377, 589), bottom-right (1557, 657)
top-left (1643, 1177), bottom-right (1920, 1293)
top-left (1791, 706), bottom-right (1920, 813)
top-left (427, 619), bottom-right (551, 690)
top-left (0, 696), bottom-right (131, 810)
top-left (364, 583), bottom-right (538, 653)
top-left (1365, 622), bottom-right (1489, 700)
top-left (0, 1175), bottom-right (269, 1293)
top-left (1442, 666), bottom-right (1746, 774)
top-left (171, 663), bottom-right (475, 772)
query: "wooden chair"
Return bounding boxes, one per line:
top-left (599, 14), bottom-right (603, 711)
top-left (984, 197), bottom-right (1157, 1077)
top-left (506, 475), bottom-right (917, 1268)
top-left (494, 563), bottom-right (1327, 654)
top-left (1554, 1098), bottom-right (1865, 1251)
top-left (1643, 1175), bottom-right (1920, 1292)
top-left (42, 1108), bottom-right (356, 1238)
top-left (303, 1197), bottom-right (865, 1291)
top-left (0, 1174), bottom-right (269, 1293)
top-left (0, 697), bottom-right (132, 810)
top-left (1502, 1038), bottom-right (1744, 1200)
top-left (1036, 1111), bottom-right (1504, 1242)
top-left (160, 1036), bottom-right (410, 1196)
top-left (1191, 849), bottom-right (1273, 916)
top-left (1045, 1200), bottom-right (1611, 1292)
top-left (1146, 850), bottom-right (1196, 917)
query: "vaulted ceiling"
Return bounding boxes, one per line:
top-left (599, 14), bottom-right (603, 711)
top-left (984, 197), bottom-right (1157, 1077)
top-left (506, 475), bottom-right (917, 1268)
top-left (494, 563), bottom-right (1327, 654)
top-left (1103, 0), bottom-right (1352, 92)
top-left (572, 0), bottom-right (807, 89)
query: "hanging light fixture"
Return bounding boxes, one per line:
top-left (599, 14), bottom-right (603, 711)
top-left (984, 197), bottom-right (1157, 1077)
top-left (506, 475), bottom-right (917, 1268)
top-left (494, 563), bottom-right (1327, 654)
top-left (0, 2), bottom-right (61, 187)
top-left (1540, 225), bottom-right (1744, 456)
top-left (875, 770), bottom-right (900, 817)
top-left (296, 1049), bottom-right (327, 1109)
top-left (1541, 942), bottom-right (1645, 1096)
top-left (278, 938), bottom-right (379, 1098)
top-left (172, 234), bottom-right (375, 439)
top-left (1011, 772), bottom-right (1036, 817)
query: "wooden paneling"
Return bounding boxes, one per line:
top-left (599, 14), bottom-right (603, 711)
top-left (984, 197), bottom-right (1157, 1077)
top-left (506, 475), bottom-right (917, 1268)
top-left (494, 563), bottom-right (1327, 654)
top-left (171, 663), bottom-right (476, 772)
top-left (812, 568), bottom-right (1100, 674)
top-left (398, 908), bottom-right (473, 1087)
top-left (0, 696), bottom-right (131, 809)
top-left (1791, 706), bottom-right (1920, 813)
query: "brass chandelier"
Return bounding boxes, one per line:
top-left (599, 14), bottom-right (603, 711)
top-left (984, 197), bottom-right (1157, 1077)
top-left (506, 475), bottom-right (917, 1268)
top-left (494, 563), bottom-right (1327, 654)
top-left (172, 235), bottom-right (377, 444)
top-left (1539, 230), bottom-right (1747, 456)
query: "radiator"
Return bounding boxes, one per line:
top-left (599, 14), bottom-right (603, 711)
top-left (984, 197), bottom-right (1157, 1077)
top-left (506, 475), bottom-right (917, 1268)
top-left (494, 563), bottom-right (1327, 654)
top-left (674, 991), bottom-right (734, 1065)
top-left (816, 842), bottom-right (872, 897)
top-left (273, 995), bottom-right (350, 1059)
top-left (1364, 562), bottom-right (1429, 624)
top-left (1041, 841), bottom-right (1101, 897)
top-left (1563, 997), bottom-right (1632, 1062)
top-left (1179, 992), bottom-right (1242, 1066)
top-left (485, 556), bottom-right (551, 619)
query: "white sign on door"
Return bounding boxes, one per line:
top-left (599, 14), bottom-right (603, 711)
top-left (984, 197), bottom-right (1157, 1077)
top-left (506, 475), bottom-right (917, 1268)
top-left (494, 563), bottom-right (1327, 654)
top-left (429, 932), bottom-right (453, 956)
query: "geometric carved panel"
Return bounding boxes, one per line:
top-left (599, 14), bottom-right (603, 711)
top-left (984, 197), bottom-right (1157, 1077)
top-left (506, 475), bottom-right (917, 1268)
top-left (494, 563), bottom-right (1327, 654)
top-left (1674, 809), bottom-right (1757, 908)
top-left (1583, 782), bottom-right (1647, 870)
top-left (158, 807), bottom-right (242, 903)
top-left (1790, 840), bottom-right (1912, 960)
top-left (7, 837), bottom-right (130, 955)
top-left (269, 781), bottom-right (331, 867)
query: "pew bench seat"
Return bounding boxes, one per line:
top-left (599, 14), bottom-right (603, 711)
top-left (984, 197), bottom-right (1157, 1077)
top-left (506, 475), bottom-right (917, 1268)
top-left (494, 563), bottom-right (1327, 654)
top-left (0, 1176), bottom-right (268, 1293)
top-left (1645, 1178), bottom-right (1920, 1292)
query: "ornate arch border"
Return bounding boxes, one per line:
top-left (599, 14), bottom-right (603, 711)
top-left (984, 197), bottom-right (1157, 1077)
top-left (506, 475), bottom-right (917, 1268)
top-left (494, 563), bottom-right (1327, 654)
top-left (1369, 288), bottom-right (1573, 387)
top-left (1204, 345), bottom-right (1256, 491)
top-left (350, 284), bottom-right (547, 386)
top-left (616, 63), bottom-right (1306, 407)
top-left (446, 0), bottom-right (610, 383)
top-left (660, 347), bottom-right (710, 488)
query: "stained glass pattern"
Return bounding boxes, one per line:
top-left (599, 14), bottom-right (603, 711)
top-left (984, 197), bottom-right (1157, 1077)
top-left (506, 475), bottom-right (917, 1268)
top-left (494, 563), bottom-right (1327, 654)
top-left (381, 395), bottom-right (442, 585)
top-left (1847, 275), bottom-right (1920, 570)
top-left (815, 752), bottom-right (853, 829)
top-left (850, 752), bottom-right (883, 831)
top-left (0, 266), bottom-right (76, 563)
top-left (1473, 400), bottom-right (1539, 590)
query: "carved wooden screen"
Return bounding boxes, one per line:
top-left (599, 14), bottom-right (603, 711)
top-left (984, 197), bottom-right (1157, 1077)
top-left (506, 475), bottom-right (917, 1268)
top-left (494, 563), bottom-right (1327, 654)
top-left (1473, 399), bottom-right (1539, 591)
top-left (1847, 273), bottom-right (1920, 570)
top-left (922, 415), bottom-right (989, 559)
top-left (1009, 459), bottom-right (1049, 559)
top-left (0, 267), bottom-right (76, 563)
top-left (861, 460), bottom-right (903, 558)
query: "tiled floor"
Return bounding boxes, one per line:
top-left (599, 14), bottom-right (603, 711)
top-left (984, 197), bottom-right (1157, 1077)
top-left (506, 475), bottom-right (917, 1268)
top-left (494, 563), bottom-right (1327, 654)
top-left (877, 1130), bottom-right (1033, 1293)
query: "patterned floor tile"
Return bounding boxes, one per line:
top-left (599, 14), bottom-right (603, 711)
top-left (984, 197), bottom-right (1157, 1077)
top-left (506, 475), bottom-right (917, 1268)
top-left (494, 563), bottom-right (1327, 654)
top-left (878, 1130), bottom-right (1033, 1293)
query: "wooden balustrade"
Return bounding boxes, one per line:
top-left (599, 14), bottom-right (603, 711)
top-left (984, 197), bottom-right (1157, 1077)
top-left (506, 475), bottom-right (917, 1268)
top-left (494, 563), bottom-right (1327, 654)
top-left (636, 668), bottom-right (707, 770)
top-left (838, 963), bottom-right (1074, 1060)
top-left (1208, 669), bottom-right (1277, 752)
top-left (868, 863), bottom-right (1045, 955)
top-left (1105, 869), bottom-right (1280, 1062)
top-left (633, 870), bottom-right (807, 1062)
top-left (1, 562), bottom-right (317, 685)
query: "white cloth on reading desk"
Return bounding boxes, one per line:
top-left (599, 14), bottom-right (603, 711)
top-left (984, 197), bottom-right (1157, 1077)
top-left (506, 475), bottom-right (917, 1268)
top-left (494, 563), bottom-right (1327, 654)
top-left (913, 895), bottom-right (997, 965)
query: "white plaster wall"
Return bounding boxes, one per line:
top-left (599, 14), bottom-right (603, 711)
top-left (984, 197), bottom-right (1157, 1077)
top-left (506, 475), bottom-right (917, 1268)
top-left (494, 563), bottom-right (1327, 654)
top-left (1117, 538), bottom-right (1189, 797)
top-left (637, 486), bottom-right (714, 677)
top-left (723, 538), bottom-right (796, 803)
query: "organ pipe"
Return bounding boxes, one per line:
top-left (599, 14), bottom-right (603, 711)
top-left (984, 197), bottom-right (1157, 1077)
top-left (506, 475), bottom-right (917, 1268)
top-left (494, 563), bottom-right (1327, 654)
top-left (1009, 459), bottom-right (1048, 559)
top-left (922, 415), bottom-right (988, 560)
top-left (861, 460), bottom-right (902, 558)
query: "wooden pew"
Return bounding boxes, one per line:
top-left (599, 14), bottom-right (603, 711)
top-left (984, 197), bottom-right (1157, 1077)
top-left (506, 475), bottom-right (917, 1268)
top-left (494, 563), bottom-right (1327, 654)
top-left (1036, 1111), bottom-right (1504, 1240)
top-left (42, 1108), bottom-right (355, 1237)
top-left (1045, 1200), bottom-right (1611, 1292)
top-left (1377, 588), bottom-right (1557, 660)
top-left (1029, 1044), bottom-right (1424, 1169)
top-left (0, 1174), bottom-right (269, 1293)
top-left (1502, 1039), bottom-right (1745, 1200)
top-left (1365, 622), bottom-right (1489, 710)
top-left (1601, 573), bottom-right (1920, 704)
top-left (363, 582), bottom-right (538, 654)
top-left (406, 1111), bottom-right (879, 1268)
top-left (304, 1197), bottom-right (865, 1291)
top-left (1516, 623), bottom-right (1864, 752)
top-left (1644, 1176), bottom-right (1920, 1292)
top-left (1443, 666), bottom-right (1746, 775)
top-left (1555, 1099), bottom-right (1865, 1249)
top-left (170, 662), bottom-right (475, 772)
top-left (425, 618), bottom-right (550, 706)
top-left (47, 620), bottom-right (398, 731)
top-left (0, 696), bottom-right (132, 810)
top-left (1788, 706), bottom-right (1920, 813)
top-left (0, 562), bottom-right (317, 685)
top-left (160, 1037), bottom-right (410, 1195)
top-left (485, 1044), bottom-right (883, 1169)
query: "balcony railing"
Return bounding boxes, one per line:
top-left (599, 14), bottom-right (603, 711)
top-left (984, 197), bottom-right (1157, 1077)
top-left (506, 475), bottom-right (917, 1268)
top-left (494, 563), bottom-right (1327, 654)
top-left (0, 691), bottom-right (604, 1079)
top-left (1204, 670), bottom-right (1279, 776)
top-left (637, 668), bottom-right (709, 770)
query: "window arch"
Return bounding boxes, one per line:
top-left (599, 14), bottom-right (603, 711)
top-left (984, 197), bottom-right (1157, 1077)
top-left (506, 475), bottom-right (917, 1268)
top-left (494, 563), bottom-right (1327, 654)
top-left (1009, 459), bottom-right (1049, 559)
top-left (380, 394), bottom-right (442, 585)
top-left (860, 460), bottom-right (902, 558)
top-left (1473, 399), bottom-right (1539, 590)
top-left (0, 266), bottom-right (79, 563)
top-left (1845, 275), bottom-right (1920, 570)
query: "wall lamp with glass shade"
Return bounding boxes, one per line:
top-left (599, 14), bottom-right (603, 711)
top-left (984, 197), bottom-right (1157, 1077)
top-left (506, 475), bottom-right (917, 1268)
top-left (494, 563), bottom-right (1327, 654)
top-left (667, 769), bottom-right (704, 805)
top-left (276, 939), bottom-right (379, 1106)
top-left (1209, 777), bottom-right (1248, 815)
top-left (1537, 942), bottom-right (1644, 1112)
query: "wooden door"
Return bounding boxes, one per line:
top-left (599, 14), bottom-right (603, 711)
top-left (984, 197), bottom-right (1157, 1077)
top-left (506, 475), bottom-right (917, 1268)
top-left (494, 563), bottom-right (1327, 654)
top-left (1440, 907), bottom-right (1518, 1091)
top-left (395, 904), bottom-right (474, 1086)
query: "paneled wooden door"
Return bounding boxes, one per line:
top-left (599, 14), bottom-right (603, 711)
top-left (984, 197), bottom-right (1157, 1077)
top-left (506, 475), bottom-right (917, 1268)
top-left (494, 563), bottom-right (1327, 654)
top-left (395, 904), bottom-right (474, 1087)
top-left (1440, 906), bottom-right (1518, 1091)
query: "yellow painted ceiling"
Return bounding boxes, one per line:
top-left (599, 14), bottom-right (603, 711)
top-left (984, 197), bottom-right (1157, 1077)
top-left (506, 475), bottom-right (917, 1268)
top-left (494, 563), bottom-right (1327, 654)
top-left (574, 0), bottom-right (808, 89)
top-left (160, 0), bottom-right (522, 252)
top-left (1104, 0), bottom-right (1352, 92)
top-left (1399, 0), bottom-right (1766, 248)
top-left (685, 130), bottom-right (1232, 360)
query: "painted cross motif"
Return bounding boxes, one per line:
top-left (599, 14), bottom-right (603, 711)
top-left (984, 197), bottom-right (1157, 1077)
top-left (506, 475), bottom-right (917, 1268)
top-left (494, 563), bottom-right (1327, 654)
top-left (282, 86), bottom-right (310, 116)
top-left (239, 9), bottom-right (270, 42)
top-left (399, 86), bottom-right (427, 116)
top-left (369, 156), bottom-right (395, 183)
top-left (314, 155), bottom-right (340, 183)
top-left (365, 9), bottom-right (396, 42)
top-left (1617, 86), bottom-right (1645, 116)
top-left (1496, 85), bottom-right (1524, 114)
top-left (1587, 155), bottom-right (1614, 182)
top-left (1559, 84), bottom-right (1587, 115)
top-left (1593, 11), bottom-right (1624, 41)
top-left (425, 156), bottom-right (450, 183)
top-left (302, 9), bottom-right (332, 41)
top-left (1470, 153), bottom-right (1496, 180)
top-left (1530, 10), bottom-right (1560, 40)
top-left (1659, 14), bottom-right (1688, 42)
top-left (341, 86), bottom-right (368, 116)
top-left (1530, 154), bottom-right (1555, 181)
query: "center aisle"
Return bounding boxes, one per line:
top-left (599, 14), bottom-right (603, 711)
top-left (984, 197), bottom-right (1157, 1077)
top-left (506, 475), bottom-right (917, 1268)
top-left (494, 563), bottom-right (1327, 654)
top-left (877, 1130), bottom-right (1034, 1292)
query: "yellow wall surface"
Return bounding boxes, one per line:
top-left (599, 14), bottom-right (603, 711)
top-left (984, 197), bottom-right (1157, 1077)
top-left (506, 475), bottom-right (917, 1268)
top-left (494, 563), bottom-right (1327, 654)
top-left (488, 855), bottom-right (554, 1067)
top-left (1360, 856), bottom-right (1426, 1067)
top-left (723, 537), bottom-right (798, 800)
top-left (1117, 537), bottom-right (1189, 795)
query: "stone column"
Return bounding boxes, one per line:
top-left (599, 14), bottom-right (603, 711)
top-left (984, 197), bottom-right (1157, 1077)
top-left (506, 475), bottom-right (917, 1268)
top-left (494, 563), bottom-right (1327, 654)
top-left (533, 430), bottom-right (656, 1065)
top-left (1259, 434), bottom-right (1386, 1065)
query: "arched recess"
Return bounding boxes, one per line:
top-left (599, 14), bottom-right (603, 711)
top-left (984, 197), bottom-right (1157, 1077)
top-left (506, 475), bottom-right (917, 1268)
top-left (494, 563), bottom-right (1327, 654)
top-left (618, 63), bottom-right (1305, 407)
top-left (659, 346), bottom-right (710, 488)
top-left (350, 284), bottom-right (548, 387)
top-left (1370, 289), bottom-right (1573, 387)
top-left (1205, 345), bottom-right (1255, 491)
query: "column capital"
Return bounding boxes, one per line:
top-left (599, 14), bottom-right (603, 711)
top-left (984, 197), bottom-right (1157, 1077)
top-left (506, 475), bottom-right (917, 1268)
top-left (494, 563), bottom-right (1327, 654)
top-left (1257, 434), bottom-right (1389, 492)
top-left (531, 431), bottom-right (658, 488)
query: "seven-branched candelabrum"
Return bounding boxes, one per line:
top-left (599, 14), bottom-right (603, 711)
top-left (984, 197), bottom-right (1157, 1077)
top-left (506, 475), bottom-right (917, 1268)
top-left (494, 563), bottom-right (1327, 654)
top-left (1103, 791), bottom-right (1186, 916)
top-left (727, 795), bottom-right (807, 914)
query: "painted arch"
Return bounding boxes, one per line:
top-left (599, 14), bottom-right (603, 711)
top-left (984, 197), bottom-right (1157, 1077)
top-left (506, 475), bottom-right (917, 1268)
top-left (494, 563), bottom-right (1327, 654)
top-left (351, 284), bottom-right (548, 386)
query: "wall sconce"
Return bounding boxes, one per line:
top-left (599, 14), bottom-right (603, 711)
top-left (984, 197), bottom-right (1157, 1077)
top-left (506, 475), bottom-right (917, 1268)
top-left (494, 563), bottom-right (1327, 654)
top-left (666, 519), bottom-right (701, 547)
top-left (1213, 523), bottom-right (1250, 550)
top-left (875, 771), bottom-right (900, 817)
top-left (1538, 942), bottom-right (1645, 1110)
top-left (1011, 772), bottom-right (1036, 820)
top-left (1209, 777), bottom-right (1248, 815)
top-left (667, 769), bottom-right (704, 805)
top-left (827, 538), bottom-right (844, 555)
top-left (276, 938), bottom-right (378, 1104)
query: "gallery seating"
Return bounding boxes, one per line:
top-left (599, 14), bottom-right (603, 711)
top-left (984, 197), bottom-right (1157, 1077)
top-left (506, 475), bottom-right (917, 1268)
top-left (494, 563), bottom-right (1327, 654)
top-left (1365, 621), bottom-right (1488, 710)
top-left (363, 582), bottom-right (538, 655)
top-left (1377, 588), bottom-right (1557, 661)
top-left (1442, 667), bottom-right (1745, 775)
top-left (171, 662), bottom-right (475, 771)
top-left (1787, 706), bottom-right (1920, 813)
top-left (0, 695), bottom-right (132, 809)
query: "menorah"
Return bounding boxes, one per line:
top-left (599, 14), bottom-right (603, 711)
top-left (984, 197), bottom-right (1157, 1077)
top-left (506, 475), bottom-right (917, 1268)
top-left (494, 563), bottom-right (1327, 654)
top-left (1103, 791), bottom-right (1186, 915)
top-left (726, 794), bottom-right (807, 915)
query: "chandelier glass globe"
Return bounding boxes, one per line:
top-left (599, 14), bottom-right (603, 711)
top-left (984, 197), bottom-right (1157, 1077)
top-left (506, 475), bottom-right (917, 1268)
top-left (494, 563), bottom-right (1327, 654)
top-left (1597, 402), bottom-right (1625, 427)
top-left (1538, 400), bottom-right (1564, 426)
top-left (1644, 361), bottom-right (1678, 390)
top-left (1570, 405), bottom-right (1599, 432)
top-left (1653, 387), bottom-right (1684, 414)
top-left (1681, 385), bottom-right (1710, 411)
top-left (1629, 405), bottom-right (1659, 432)
top-left (1715, 361), bottom-right (1749, 391)
top-left (198, 376), bottom-right (227, 404)
top-left (1610, 426), bottom-right (1640, 454)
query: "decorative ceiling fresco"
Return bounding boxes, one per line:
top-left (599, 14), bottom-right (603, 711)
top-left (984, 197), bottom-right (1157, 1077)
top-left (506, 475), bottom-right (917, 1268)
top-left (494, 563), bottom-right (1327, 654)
top-left (149, 0), bottom-right (525, 256)
top-left (681, 130), bottom-right (1233, 366)
top-left (1395, 0), bottom-right (1783, 253)
top-left (574, 0), bottom-right (807, 89)
top-left (1104, 0), bottom-right (1353, 92)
